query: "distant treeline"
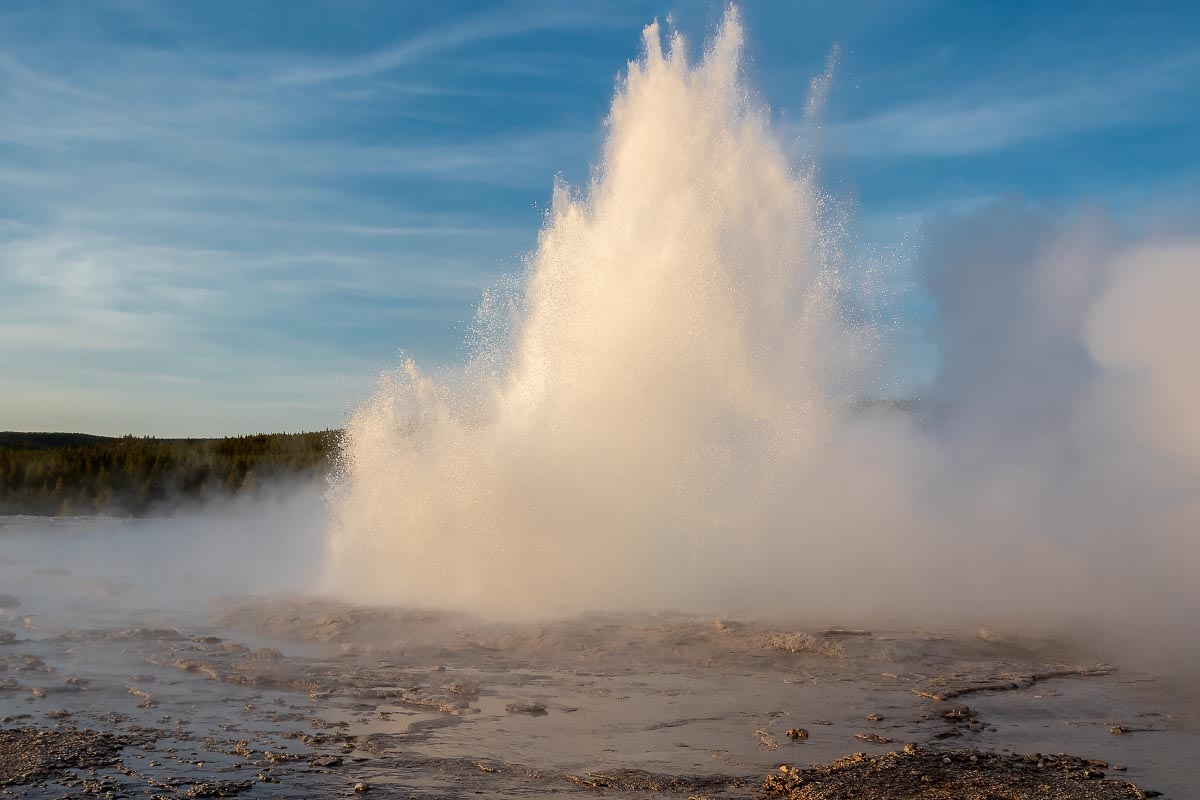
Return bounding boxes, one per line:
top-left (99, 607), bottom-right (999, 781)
top-left (0, 430), bottom-right (340, 517)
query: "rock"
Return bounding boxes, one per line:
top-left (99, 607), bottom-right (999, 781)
top-left (786, 728), bottom-right (809, 740)
top-left (248, 647), bottom-right (283, 661)
top-left (118, 627), bottom-right (181, 640)
top-left (0, 726), bottom-right (126, 787)
top-left (354, 782), bottom-right (369, 792)
top-left (0, 629), bottom-right (16, 645)
top-left (854, 732), bottom-right (898, 744)
top-left (866, 713), bottom-right (884, 721)
top-left (505, 702), bottom-right (548, 715)
top-left (943, 704), bottom-right (973, 721)
top-left (770, 633), bottom-right (848, 659)
top-left (762, 747), bottom-right (1156, 799)
top-left (183, 780), bottom-right (255, 797)
top-left (1109, 724), bottom-right (1130, 734)
top-left (309, 754), bottom-right (343, 767)
top-left (755, 727), bottom-right (781, 750)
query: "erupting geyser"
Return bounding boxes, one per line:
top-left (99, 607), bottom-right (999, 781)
top-left (326, 9), bottom-right (883, 613)
top-left (328, 7), bottom-right (1200, 640)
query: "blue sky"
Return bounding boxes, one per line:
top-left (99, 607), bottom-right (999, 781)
top-left (1, 0), bottom-right (1197, 436)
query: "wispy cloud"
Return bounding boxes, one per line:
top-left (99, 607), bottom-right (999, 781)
top-left (2, 1), bottom-right (1196, 436)
top-left (822, 49), bottom-right (1200, 158)
top-left (272, 4), bottom-right (618, 86)
top-left (0, 7), bottom-right (578, 434)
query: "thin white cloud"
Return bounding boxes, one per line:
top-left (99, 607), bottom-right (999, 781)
top-left (272, 4), bottom-right (615, 86)
top-left (0, 3), bottom-right (612, 433)
top-left (0, 49), bottom-right (104, 102)
top-left (822, 49), bottom-right (1199, 158)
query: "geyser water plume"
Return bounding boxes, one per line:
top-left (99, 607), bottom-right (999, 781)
top-left (328, 8), bottom-right (1200, 654)
top-left (327, 9), bottom-right (881, 614)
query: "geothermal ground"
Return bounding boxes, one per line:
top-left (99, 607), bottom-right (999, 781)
top-left (1, 518), bottom-right (1194, 799)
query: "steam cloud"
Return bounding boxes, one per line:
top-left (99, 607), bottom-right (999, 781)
top-left (325, 8), bottom-right (1199, 657)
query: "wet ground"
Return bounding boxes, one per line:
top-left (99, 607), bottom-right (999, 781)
top-left (1, 517), bottom-right (1194, 798)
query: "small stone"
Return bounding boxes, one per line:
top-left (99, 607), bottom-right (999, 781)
top-left (785, 728), bottom-right (808, 740)
top-left (943, 704), bottom-right (972, 721)
top-left (247, 647), bottom-right (283, 661)
top-left (354, 782), bottom-right (369, 792)
top-left (855, 732), bottom-right (897, 744)
top-left (1109, 724), bottom-right (1130, 734)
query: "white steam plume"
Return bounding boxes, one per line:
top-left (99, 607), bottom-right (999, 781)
top-left (326, 7), bottom-right (1200, 658)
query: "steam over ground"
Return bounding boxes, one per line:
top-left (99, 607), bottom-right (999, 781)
top-left (326, 9), bottom-right (1199, 653)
